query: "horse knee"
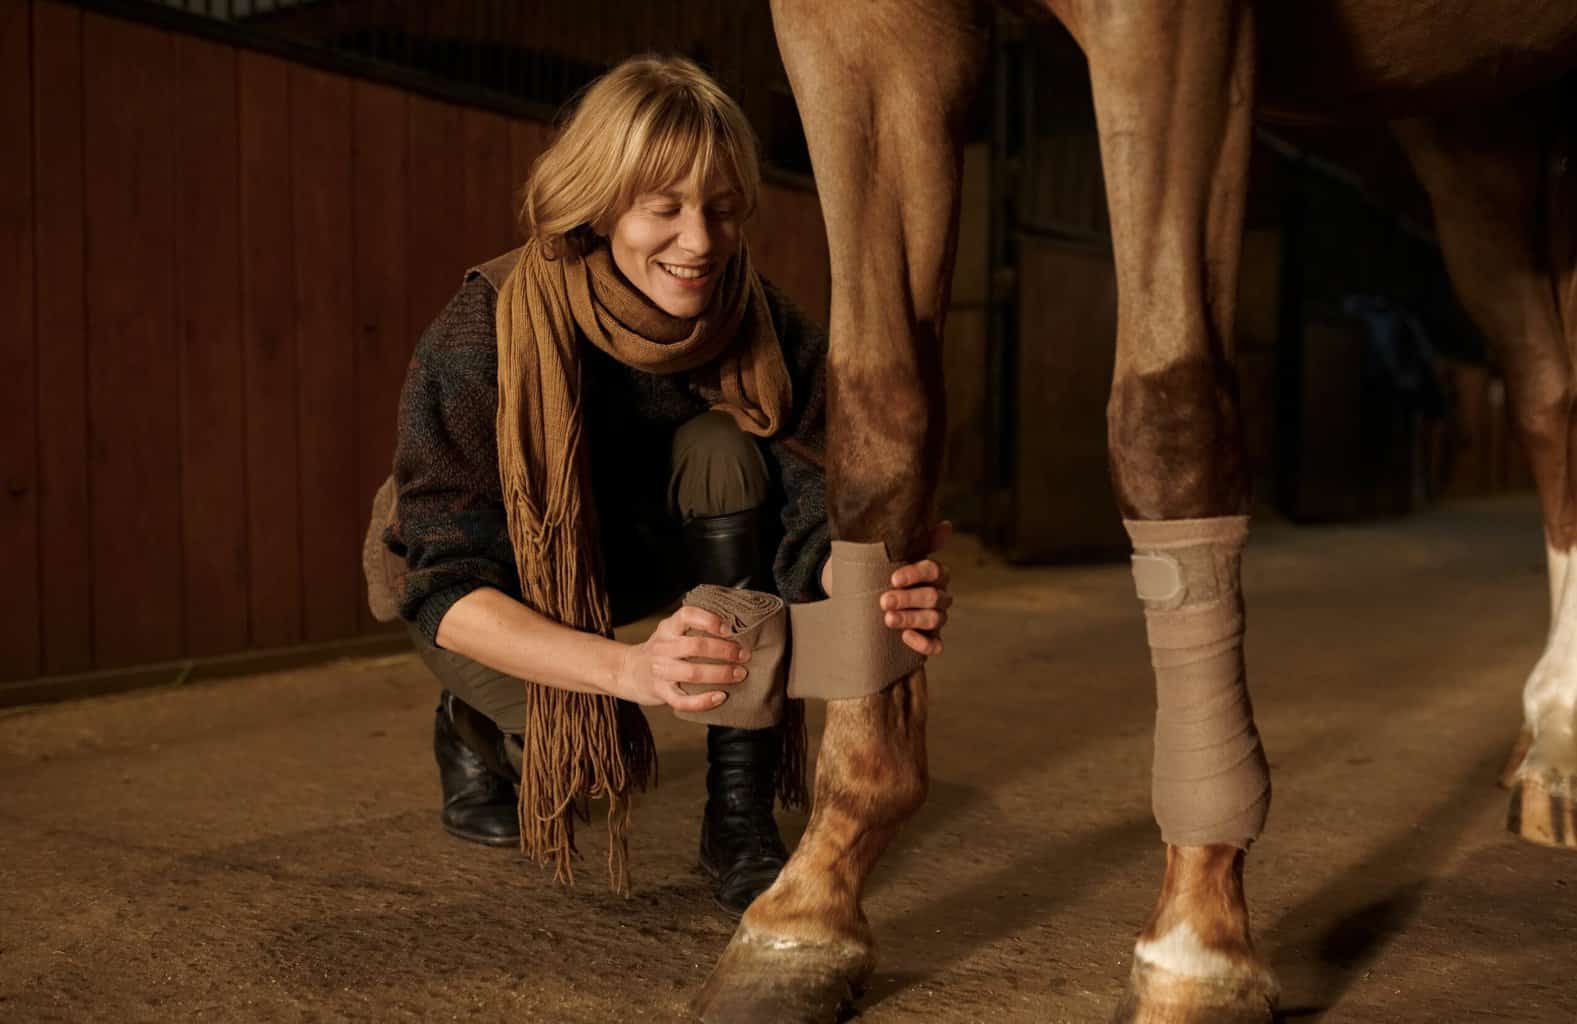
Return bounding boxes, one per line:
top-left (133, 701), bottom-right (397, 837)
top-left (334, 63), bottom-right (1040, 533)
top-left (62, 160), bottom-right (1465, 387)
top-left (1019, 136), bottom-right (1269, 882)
top-left (1507, 378), bottom-right (1572, 459)
top-left (827, 364), bottom-right (943, 552)
top-left (1107, 355), bottom-right (1247, 519)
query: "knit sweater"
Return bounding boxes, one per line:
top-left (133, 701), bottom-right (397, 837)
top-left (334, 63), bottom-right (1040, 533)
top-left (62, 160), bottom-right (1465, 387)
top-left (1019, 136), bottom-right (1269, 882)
top-left (389, 267), bottom-right (831, 644)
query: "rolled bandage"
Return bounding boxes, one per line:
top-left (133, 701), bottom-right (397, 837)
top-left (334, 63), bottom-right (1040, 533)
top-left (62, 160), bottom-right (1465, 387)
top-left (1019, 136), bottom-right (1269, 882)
top-left (786, 540), bottom-right (925, 701)
top-left (675, 585), bottom-right (789, 728)
top-left (1125, 516), bottom-right (1270, 849)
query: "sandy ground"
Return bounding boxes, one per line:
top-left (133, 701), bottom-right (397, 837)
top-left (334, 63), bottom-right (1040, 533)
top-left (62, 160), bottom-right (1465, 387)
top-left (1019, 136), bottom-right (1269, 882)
top-left (3, 495), bottom-right (1575, 1023)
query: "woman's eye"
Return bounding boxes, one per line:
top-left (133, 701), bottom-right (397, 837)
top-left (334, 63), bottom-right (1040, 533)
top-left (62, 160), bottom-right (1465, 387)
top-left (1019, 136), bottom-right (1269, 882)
top-left (649, 205), bottom-right (680, 217)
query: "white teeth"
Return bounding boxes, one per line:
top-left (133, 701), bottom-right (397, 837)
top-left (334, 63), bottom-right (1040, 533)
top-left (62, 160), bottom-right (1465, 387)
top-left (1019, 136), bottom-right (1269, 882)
top-left (659, 263), bottom-right (708, 280)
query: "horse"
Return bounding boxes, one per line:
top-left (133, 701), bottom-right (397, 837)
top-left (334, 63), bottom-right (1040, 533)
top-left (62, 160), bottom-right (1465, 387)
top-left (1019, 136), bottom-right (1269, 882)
top-left (694, 3), bottom-right (1577, 1021)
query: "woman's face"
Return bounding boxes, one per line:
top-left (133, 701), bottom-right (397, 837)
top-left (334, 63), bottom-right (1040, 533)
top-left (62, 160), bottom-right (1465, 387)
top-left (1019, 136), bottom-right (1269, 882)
top-left (607, 165), bottom-right (742, 319)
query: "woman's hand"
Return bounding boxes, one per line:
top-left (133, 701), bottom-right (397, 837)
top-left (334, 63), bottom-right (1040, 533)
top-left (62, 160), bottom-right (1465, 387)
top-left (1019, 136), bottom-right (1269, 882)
top-left (818, 522), bottom-right (954, 656)
top-left (615, 605), bottom-right (751, 712)
top-left (883, 521), bottom-right (953, 656)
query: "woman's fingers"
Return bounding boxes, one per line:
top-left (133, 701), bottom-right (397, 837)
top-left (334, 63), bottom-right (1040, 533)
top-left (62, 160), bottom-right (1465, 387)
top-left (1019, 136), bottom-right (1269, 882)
top-left (889, 558), bottom-right (949, 590)
top-left (881, 586), bottom-right (953, 612)
top-left (883, 608), bottom-right (947, 632)
top-left (902, 629), bottom-right (943, 656)
top-left (666, 634), bottom-right (749, 663)
top-left (654, 655), bottom-right (746, 687)
top-left (662, 682), bottom-right (730, 713)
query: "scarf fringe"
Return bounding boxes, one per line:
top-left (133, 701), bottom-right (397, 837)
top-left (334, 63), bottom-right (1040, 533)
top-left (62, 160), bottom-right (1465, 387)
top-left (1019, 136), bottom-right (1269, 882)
top-left (495, 239), bottom-right (791, 893)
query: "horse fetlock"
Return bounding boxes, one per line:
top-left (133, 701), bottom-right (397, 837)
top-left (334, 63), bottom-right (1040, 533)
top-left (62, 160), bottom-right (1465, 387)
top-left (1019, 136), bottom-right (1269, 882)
top-left (1508, 712), bottom-right (1577, 848)
top-left (1522, 714), bottom-right (1577, 780)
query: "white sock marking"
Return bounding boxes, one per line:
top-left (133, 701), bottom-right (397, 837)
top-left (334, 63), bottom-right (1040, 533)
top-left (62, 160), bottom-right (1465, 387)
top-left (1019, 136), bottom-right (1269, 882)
top-left (1134, 922), bottom-right (1254, 980)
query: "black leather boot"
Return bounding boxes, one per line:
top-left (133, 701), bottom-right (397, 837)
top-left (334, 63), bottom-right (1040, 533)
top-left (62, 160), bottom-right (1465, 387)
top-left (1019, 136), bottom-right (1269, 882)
top-left (699, 724), bottom-right (790, 916)
top-left (686, 508), bottom-right (789, 915)
top-left (433, 691), bottom-right (519, 847)
top-left (682, 509), bottom-right (762, 590)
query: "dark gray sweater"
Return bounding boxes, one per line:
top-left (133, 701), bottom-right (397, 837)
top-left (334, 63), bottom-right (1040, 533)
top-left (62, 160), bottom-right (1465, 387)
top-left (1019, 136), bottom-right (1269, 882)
top-left (389, 268), bottom-right (831, 643)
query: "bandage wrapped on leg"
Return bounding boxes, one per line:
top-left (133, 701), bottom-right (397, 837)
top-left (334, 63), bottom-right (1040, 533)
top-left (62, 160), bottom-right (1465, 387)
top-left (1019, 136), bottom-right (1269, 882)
top-left (676, 541), bottom-right (924, 726)
top-left (1125, 516), bottom-right (1269, 849)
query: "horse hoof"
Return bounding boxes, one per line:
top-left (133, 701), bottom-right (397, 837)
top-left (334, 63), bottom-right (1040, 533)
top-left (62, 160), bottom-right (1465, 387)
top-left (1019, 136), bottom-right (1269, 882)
top-left (1111, 959), bottom-right (1277, 1024)
top-left (1508, 775), bottom-right (1577, 849)
top-left (1499, 726), bottom-right (1533, 789)
top-left (692, 927), bottom-right (872, 1024)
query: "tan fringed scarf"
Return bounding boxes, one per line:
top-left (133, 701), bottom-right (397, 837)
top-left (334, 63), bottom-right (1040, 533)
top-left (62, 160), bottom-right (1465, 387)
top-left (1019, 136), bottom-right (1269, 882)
top-left (494, 238), bottom-right (801, 893)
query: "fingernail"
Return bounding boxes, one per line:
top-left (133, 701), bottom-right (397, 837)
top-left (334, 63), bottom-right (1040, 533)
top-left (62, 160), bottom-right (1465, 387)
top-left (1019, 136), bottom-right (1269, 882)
top-left (737, 648), bottom-right (751, 662)
top-left (733, 667), bottom-right (747, 681)
top-left (712, 692), bottom-right (727, 705)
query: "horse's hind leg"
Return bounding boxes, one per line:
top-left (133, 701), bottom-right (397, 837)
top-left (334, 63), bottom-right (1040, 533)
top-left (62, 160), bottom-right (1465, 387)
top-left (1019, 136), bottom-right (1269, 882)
top-left (1060, 1), bottom-right (1277, 1019)
top-left (1397, 89), bottom-right (1577, 850)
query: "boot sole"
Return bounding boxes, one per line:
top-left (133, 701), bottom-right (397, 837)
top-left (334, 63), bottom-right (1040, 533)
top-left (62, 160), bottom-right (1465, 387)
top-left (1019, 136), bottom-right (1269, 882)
top-left (442, 820), bottom-right (520, 848)
top-left (698, 852), bottom-right (749, 920)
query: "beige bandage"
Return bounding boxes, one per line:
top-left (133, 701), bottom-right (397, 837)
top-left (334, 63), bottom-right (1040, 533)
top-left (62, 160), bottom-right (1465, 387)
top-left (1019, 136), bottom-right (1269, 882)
top-left (675, 585), bottom-right (790, 728)
top-left (677, 541), bottom-right (925, 723)
top-left (786, 540), bottom-right (925, 701)
top-left (1125, 516), bottom-right (1269, 849)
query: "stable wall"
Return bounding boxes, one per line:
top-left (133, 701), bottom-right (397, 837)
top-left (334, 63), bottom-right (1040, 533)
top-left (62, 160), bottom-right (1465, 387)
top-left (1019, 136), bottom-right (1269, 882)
top-left (0, 1), bottom-right (829, 686)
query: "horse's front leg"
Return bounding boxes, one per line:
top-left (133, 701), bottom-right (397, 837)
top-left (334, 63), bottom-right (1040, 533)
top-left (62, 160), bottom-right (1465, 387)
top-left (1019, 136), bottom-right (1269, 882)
top-left (693, 2), bottom-right (983, 1022)
top-left (1060, 1), bottom-right (1279, 1020)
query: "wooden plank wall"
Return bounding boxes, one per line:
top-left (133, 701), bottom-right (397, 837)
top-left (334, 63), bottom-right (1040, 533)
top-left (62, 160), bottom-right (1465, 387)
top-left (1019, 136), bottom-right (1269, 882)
top-left (4, 1), bottom-right (830, 682)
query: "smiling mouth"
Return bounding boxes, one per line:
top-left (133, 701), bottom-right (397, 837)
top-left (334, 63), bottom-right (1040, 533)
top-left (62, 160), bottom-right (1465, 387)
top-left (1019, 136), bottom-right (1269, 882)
top-left (658, 261), bottom-right (712, 282)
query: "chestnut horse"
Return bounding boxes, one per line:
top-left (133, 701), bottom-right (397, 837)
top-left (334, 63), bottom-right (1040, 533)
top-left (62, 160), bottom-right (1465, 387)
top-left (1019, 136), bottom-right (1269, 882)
top-left (695, 2), bottom-right (1577, 1021)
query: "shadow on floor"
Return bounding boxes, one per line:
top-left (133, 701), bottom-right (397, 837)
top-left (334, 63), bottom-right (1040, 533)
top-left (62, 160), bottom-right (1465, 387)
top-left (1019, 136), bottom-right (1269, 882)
top-left (1266, 743), bottom-right (1506, 1020)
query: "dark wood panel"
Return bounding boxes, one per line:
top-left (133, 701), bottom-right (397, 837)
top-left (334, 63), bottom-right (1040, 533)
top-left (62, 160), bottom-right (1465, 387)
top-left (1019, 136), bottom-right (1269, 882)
top-left (291, 65), bottom-right (359, 642)
top-left (82, 13), bottom-right (185, 666)
top-left (175, 34), bottom-right (249, 657)
top-left (463, 108), bottom-right (518, 261)
top-left (32, 1), bottom-right (91, 676)
top-left (406, 95), bottom-right (469, 334)
top-left (1009, 236), bottom-right (1127, 561)
top-left (239, 51), bottom-right (303, 648)
top-left (752, 184), bottom-right (830, 323)
top-left (509, 117), bottom-right (550, 210)
top-left (351, 80), bottom-right (409, 633)
top-left (939, 309), bottom-right (989, 530)
top-left (0, 0), bottom-right (40, 680)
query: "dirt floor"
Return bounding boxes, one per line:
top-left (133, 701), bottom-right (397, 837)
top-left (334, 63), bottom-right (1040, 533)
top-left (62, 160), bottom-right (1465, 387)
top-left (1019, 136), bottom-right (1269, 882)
top-left (3, 495), bottom-right (1575, 1023)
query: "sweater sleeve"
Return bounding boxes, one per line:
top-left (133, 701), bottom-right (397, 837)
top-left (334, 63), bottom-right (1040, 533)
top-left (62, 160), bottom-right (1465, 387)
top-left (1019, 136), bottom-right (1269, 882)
top-left (388, 276), bottom-right (521, 643)
top-left (762, 282), bottom-right (832, 603)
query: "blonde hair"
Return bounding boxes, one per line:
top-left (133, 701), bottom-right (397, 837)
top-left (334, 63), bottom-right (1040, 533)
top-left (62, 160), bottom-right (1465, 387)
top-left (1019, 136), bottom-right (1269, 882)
top-left (522, 55), bottom-right (762, 259)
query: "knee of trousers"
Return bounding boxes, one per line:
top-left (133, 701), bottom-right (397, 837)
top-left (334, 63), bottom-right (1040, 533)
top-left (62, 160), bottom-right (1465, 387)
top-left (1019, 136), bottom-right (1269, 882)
top-left (407, 623), bottom-right (528, 735)
top-left (669, 410), bottom-right (770, 521)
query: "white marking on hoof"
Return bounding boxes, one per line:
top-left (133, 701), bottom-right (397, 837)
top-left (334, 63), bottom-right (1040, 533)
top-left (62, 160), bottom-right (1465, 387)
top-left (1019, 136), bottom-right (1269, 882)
top-left (1134, 923), bottom-right (1257, 982)
top-left (1517, 542), bottom-right (1577, 781)
top-left (735, 925), bottom-right (868, 962)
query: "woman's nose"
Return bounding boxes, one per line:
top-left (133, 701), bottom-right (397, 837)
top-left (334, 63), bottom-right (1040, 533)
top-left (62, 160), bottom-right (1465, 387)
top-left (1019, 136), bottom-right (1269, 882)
top-left (676, 207), bottom-right (713, 256)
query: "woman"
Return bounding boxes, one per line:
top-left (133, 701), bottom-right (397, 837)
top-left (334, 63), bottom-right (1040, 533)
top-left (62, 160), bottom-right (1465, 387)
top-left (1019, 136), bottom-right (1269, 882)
top-left (387, 55), bottom-right (951, 915)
